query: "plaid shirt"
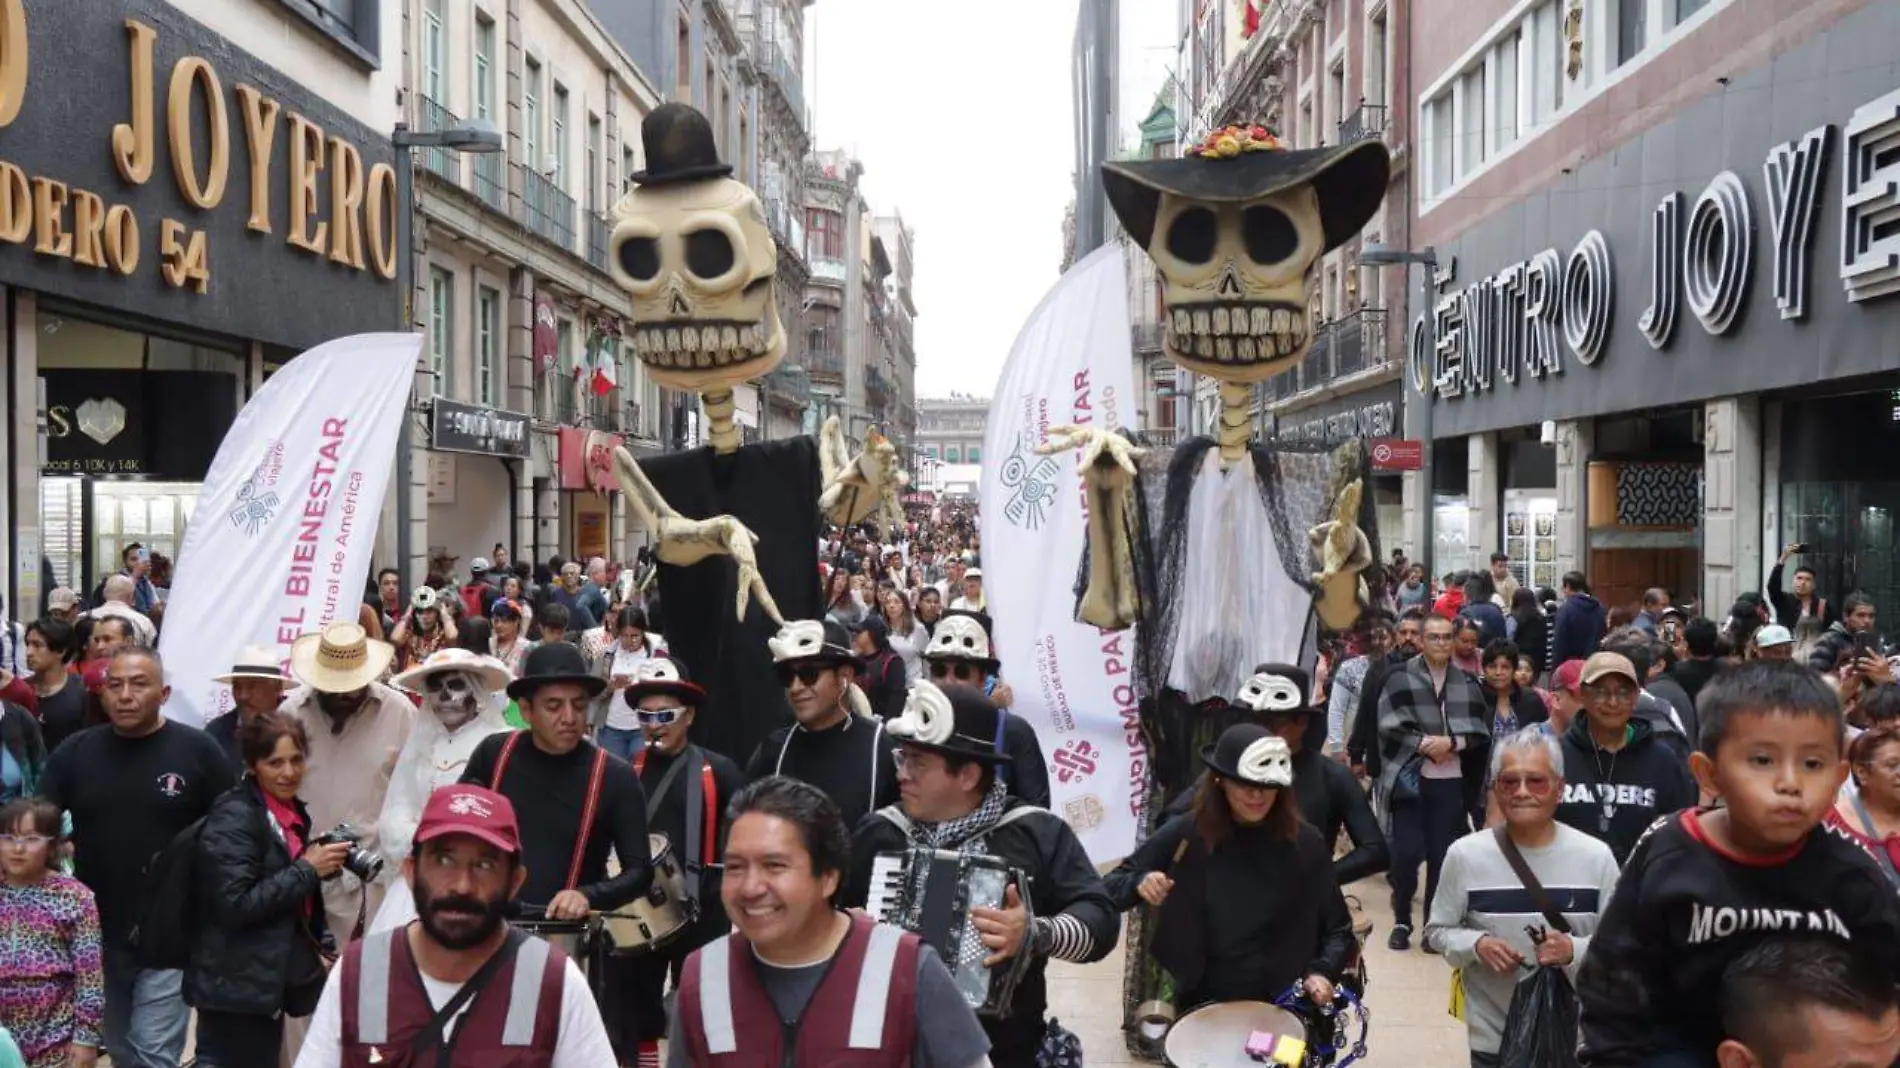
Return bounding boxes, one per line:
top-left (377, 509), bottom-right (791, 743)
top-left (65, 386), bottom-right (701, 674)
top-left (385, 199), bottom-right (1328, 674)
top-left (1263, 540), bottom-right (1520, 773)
top-left (1374, 656), bottom-right (1492, 821)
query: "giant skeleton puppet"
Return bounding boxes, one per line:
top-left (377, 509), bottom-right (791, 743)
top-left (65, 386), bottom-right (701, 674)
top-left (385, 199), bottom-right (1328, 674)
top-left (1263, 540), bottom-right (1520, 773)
top-left (604, 104), bottom-right (903, 763)
top-left (1040, 125), bottom-right (1391, 1053)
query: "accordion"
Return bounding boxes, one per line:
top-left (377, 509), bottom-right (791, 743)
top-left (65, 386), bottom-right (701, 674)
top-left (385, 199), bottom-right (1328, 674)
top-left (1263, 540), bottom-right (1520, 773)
top-left (866, 845), bottom-right (1035, 1017)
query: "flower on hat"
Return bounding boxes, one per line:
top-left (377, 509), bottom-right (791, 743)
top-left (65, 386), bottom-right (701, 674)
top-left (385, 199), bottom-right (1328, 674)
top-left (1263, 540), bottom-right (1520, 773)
top-left (1186, 123), bottom-right (1285, 160)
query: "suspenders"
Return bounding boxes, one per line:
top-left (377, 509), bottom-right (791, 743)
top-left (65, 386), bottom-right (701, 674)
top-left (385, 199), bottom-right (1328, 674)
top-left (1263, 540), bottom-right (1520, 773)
top-left (490, 732), bottom-right (610, 891)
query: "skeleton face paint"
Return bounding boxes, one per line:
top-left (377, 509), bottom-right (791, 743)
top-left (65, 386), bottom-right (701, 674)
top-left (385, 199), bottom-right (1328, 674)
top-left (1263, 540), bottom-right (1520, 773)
top-left (608, 177), bottom-right (784, 392)
top-left (1152, 185), bottom-right (1324, 384)
top-left (424, 670), bottom-right (484, 731)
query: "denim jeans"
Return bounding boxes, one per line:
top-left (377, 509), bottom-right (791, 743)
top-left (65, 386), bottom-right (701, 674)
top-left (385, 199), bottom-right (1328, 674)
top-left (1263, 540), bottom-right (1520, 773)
top-left (1387, 776), bottom-right (1469, 929)
top-left (598, 725), bottom-right (644, 762)
top-left (101, 943), bottom-right (187, 1068)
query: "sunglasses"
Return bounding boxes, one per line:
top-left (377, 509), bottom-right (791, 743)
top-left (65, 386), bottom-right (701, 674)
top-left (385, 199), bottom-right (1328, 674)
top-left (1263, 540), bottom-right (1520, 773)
top-left (1493, 773), bottom-right (1555, 797)
top-left (929, 661), bottom-right (982, 683)
top-left (636, 705), bottom-right (686, 727)
top-left (777, 663), bottom-right (833, 687)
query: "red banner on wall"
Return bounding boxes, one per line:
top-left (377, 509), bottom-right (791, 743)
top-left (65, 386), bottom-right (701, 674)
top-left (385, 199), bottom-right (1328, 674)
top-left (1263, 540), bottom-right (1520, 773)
top-left (534, 295), bottom-right (559, 376)
top-left (558, 427), bottom-right (623, 494)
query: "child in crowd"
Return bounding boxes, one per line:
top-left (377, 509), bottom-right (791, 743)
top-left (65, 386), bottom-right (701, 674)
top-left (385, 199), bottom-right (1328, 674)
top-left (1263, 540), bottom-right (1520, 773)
top-left (0, 797), bottom-right (103, 1068)
top-left (1716, 934), bottom-right (1900, 1068)
top-left (1577, 662), bottom-right (1900, 1067)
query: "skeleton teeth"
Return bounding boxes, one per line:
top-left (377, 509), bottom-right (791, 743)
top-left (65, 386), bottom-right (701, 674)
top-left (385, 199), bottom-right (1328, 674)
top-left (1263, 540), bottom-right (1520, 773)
top-left (1212, 308), bottom-right (1231, 336)
top-left (1236, 337), bottom-right (1257, 361)
top-left (1192, 309), bottom-right (1211, 335)
top-left (721, 326), bottom-right (739, 351)
top-left (751, 324), bottom-right (766, 350)
top-left (695, 350), bottom-right (713, 367)
top-left (1173, 309), bottom-right (1191, 334)
top-left (665, 328), bottom-right (682, 352)
top-left (1251, 307), bottom-right (1270, 334)
top-left (1194, 335), bottom-right (1212, 358)
top-left (1215, 337), bottom-right (1235, 361)
top-left (700, 326), bottom-right (717, 351)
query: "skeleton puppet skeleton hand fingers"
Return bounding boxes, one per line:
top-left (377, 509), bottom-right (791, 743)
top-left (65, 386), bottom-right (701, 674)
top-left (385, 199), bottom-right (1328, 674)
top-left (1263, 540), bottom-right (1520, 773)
top-left (1035, 425), bottom-right (1144, 478)
top-left (821, 427), bottom-right (903, 530)
top-left (1308, 480), bottom-right (1373, 632)
top-left (611, 444), bottom-right (783, 624)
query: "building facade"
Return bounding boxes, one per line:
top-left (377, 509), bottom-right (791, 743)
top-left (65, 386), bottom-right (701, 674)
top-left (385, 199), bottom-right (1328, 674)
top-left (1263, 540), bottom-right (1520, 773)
top-left (874, 213), bottom-right (920, 455)
top-left (3, 0), bottom-right (405, 615)
top-left (1122, 83), bottom-right (1186, 445)
top-left (1072, 0), bottom-right (1120, 260)
top-left (916, 396), bottom-right (990, 468)
top-left (1403, 0), bottom-right (1900, 619)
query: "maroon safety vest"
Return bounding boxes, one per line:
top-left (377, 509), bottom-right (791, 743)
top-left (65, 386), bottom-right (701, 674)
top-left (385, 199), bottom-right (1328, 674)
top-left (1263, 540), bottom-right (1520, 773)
top-left (676, 912), bottom-right (921, 1067)
top-left (338, 926), bottom-right (566, 1068)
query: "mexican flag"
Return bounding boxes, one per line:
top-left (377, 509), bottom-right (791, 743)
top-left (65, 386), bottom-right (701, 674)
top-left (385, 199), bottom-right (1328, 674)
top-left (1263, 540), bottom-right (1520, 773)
top-left (589, 335), bottom-right (618, 397)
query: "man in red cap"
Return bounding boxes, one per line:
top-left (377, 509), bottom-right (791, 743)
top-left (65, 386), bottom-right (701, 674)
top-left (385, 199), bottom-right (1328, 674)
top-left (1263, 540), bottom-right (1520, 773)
top-left (292, 784), bottom-right (616, 1067)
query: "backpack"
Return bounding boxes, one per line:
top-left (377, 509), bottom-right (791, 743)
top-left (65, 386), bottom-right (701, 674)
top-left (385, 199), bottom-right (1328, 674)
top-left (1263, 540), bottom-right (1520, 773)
top-left (131, 816), bottom-right (209, 970)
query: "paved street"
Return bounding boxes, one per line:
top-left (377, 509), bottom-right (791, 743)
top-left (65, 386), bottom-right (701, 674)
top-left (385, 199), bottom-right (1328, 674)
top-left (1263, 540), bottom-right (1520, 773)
top-left (1047, 876), bottom-right (1469, 1067)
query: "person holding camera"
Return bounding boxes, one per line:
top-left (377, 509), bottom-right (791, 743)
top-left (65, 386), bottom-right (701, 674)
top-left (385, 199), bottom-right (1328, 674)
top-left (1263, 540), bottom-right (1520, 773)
top-left (1770, 543), bottom-right (1838, 631)
top-left (389, 586), bottom-right (458, 673)
top-left (188, 710), bottom-right (351, 1066)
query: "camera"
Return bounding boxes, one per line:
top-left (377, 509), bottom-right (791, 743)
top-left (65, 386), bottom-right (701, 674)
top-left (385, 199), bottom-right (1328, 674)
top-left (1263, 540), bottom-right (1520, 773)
top-left (411, 585), bottom-right (439, 612)
top-left (309, 823), bottom-right (384, 883)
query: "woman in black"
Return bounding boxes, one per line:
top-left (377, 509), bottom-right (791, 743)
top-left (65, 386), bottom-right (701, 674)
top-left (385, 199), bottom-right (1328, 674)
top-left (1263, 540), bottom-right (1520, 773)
top-left (1507, 589), bottom-right (1550, 678)
top-left (1106, 723), bottom-right (1354, 1011)
top-left (187, 711), bottom-right (349, 1065)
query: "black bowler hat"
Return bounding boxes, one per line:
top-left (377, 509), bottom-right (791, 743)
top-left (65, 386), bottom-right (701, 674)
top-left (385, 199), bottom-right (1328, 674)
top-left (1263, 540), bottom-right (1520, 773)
top-left (1198, 723), bottom-right (1294, 788)
top-left (629, 103), bottom-right (733, 186)
top-left (506, 641), bottom-right (607, 701)
top-left (767, 619), bottom-right (863, 672)
top-left (886, 680), bottom-right (1012, 765)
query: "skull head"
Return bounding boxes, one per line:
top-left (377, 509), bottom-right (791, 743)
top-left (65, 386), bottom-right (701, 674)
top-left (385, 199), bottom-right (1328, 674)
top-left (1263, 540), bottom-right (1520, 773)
top-left (1100, 132), bottom-right (1391, 386)
top-left (424, 670), bottom-right (484, 731)
top-left (608, 177), bottom-right (784, 392)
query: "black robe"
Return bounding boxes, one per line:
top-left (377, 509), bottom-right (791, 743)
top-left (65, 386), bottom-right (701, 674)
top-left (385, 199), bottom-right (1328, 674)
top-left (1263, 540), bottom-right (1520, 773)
top-left (643, 438), bottom-right (823, 767)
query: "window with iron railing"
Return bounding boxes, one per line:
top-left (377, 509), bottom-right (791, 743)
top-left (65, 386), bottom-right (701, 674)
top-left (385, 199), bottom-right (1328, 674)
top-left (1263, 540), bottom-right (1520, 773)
top-left (521, 164), bottom-right (577, 251)
top-left (587, 212), bottom-right (610, 272)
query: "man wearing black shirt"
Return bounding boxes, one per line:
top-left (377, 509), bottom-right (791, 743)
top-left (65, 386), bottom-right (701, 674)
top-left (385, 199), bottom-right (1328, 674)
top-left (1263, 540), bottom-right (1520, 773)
top-left (461, 641), bottom-right (651, 919)
top-left (745, 620), bottom-right (898, 831)
top-left (39, 645), bottom-right (235, 1068)
top-left (23, 618), bottom-right (86, 752)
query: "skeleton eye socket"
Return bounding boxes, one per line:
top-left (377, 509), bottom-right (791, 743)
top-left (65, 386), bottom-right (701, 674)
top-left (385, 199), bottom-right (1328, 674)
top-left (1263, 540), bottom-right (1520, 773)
top-left (1166, 207), bottom-right (1218, 265)
top-left (618, 237), bottom-right (661, 282)
top-left (1243, 205), bottom-right (1299, 265)
top-left (685, 229), bottom-right (735, 280)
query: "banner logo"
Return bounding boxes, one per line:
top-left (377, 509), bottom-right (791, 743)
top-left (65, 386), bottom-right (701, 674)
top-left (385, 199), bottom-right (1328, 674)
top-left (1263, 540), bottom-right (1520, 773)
top-left (998, 442), bottom-right (1060, 531)
top-left (1063, 794), bottom-right (1106, 831)
top-left (230, 441), bottom-right (285, 536)
top-left (1052, 739), bottom-right (1100, 784)
top-left (76, 397), bottom-right (127, 445)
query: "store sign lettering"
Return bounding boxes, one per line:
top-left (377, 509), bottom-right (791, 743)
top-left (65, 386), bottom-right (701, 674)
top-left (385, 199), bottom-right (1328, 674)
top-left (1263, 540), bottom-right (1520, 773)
top-left (1414, 84), bottom-right (1900, 403)
top-left (0, 0), bottom-right (398, 293)
top-left (1282, 400), bottom-right (1396, 445)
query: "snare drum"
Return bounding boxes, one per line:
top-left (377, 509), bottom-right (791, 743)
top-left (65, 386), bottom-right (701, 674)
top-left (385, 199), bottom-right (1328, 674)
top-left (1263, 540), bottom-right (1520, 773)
top-left (602, 833), bottom-right (693, 955)
top-left (512, 917), bottom-right (600, 989)
top-left (1163, 1000), bottom-right (1311, 1068)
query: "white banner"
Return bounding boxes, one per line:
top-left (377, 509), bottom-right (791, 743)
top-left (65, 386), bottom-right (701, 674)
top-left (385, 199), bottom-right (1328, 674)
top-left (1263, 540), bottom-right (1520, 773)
top-left (981, 245), bottom-right (1145, 863)
top-left (159, 334), bottom-right (420, 727)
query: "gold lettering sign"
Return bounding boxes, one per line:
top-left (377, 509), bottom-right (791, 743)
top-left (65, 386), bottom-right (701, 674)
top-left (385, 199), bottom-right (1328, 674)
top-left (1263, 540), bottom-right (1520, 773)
top-left (286, 111), bottom-right (327, 254)
top-left (0, 0), bottom-right (25, 129)
top-left (328, 136), bottom-right (364, 268)
top-left (166, 56), bottom-right (229, 210)
top-left (235, 84), bottom-right (278, 234)
top-left (365, 162), bottom-right (396, 280)
top-left (112, 19), bottom-right (156, 185)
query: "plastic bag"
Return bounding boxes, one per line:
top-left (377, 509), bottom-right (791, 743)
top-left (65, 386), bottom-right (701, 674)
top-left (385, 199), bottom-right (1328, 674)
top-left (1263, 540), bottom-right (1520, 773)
top-left (1497, 965), bottom-right (1579, 1068)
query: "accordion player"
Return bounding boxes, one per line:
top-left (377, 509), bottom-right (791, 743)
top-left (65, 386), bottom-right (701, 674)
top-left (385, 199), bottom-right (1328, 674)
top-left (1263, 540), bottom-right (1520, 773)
top-left (865, 842), bottom-right (1036, 1016)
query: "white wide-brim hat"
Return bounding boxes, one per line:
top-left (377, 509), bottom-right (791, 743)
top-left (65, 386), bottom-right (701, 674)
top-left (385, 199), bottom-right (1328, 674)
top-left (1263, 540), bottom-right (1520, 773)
top-left (389, 647), bottom-right (513, 694)
top-left (289, 622), bottom-right (396, 694)
top-left (213, 645), bottom-right (292, 685)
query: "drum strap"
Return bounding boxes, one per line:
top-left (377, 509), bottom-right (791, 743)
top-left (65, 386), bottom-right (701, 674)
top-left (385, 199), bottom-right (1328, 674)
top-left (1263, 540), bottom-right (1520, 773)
top-left (634, 747), bottom-right (720, 901)
top-left (491, 732), bottom-right (612, 892)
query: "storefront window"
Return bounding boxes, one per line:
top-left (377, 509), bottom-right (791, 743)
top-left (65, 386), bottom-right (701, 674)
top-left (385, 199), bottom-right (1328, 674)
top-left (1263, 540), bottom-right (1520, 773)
top-left (1779, 392), bottom-right (1900, 629)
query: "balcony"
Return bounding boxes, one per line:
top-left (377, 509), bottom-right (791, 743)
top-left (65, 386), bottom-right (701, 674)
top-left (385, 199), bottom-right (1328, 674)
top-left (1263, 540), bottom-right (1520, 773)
top-left (762, 197), bottom-right (808, 272)
top-left (764, 365), bottom-right (812, 410)
top-left (473, 152), bottom-right (507, 212)
top-left (806, 348), bottom-right (845, 380)
top-left (1337, 101), bottom-right (1389, 145)
top-left (1329, 307), bottom-right (1386, 378)
top-left (1143, 427), bottom-right (1181, 447)
top-left (809, 256), bottom-right (846, 284)
top-left (586, 211), bottom-right (610, 273)
top-left (752, 38), bottom-right (809, 133)
top-left (865, 365), bottom-right (893, 412)
top-left (519, 164), bottom-right (576, 251)
top-left (1300, 324), bottom-right (1335, 388)
top-left (416, 96), bottom-right (460, 183)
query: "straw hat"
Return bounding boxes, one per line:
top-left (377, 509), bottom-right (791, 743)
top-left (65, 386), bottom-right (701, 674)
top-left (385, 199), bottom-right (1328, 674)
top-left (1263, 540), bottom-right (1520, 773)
top-left (289, 622), bottom-right (396, 694)
top-left (213, 645), bottom-right (291, 685)
top-left (390, 647), bottom-right (513, 694)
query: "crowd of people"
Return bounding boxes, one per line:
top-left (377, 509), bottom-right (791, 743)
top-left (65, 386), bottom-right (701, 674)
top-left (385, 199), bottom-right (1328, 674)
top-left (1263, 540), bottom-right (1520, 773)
top-left (4, 500), bottom-right (1900, 1068)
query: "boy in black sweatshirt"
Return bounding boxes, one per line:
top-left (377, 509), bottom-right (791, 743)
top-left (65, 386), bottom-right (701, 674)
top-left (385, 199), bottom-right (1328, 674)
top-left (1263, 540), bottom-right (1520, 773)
top-left (1576, 661), bottom-right (1900, 1067)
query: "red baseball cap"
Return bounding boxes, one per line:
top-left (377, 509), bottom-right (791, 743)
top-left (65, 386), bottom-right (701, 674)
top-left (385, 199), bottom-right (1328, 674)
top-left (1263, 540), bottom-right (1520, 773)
top-left (414, 785), bottom-right (521, 854)
top-left (1552, 659), bottom-right (1586, 694)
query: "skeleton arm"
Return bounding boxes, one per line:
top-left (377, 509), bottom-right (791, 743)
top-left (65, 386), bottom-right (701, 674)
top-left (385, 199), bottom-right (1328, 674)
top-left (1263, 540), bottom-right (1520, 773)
top-left (1036, 426), bottom-right (1145, 631)
top-left (611, 445), bottom-right (784, 625)
top-left (1308, 479), bottom-right (1374, 632)
top-left (818, 417), bottom-right (907, 536)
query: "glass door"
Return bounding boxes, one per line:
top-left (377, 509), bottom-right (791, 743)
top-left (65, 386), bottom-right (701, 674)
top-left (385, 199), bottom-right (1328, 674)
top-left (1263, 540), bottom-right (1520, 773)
top-left (90, 481), bottom-right (200, 596)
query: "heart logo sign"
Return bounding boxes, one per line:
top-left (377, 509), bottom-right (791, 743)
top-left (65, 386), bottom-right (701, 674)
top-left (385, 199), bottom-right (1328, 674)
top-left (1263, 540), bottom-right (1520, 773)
top-left (75, 397), bottom-right (127, 446)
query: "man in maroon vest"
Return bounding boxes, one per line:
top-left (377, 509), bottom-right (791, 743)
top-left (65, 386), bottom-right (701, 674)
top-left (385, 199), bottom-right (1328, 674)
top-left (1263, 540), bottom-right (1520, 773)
top-left (290, 785), bottom-right (617, 1067)
top-left (669, 777), bottom-right (994, 1067)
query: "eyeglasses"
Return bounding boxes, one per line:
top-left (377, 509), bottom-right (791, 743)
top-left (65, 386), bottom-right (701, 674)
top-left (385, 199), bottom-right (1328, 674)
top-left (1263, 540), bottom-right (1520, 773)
top-left (929, 661), bottom-right (982, 683)
top-left (1492, 773), bottom-right (1555, 797)
top-left (636, 705), bottom-right (686, 727)
top-left (890, 748), bottom-right (941, 773)
top-left (1422, 633), bottom-right (1454, 644)
top-left (776, 663), bottom-right (832, 688)
top-left (0, 834), bottom-right (54, 849)
top-left (1584, 685), bottom-right (1638, 704)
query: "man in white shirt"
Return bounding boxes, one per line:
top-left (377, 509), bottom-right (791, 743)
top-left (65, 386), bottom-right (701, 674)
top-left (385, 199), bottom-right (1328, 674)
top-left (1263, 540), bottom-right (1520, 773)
top-left (85, 574), bottom-right (156, 646)
top-left (948, 567), bottom-right (986, 613)
top-left (295, 784), bottom-right (616, 1067)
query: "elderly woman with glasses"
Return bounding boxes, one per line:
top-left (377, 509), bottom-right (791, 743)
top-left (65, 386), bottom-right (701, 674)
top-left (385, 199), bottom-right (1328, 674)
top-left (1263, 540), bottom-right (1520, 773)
top-left (1553, 652), bottom-right (1697, 864)
top-left (1829, 722), bottom-right (1900, 885)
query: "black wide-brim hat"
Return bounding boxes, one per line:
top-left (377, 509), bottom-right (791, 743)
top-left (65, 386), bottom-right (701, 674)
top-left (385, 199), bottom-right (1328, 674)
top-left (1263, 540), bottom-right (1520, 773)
top-left (892, 682), bottom-right (1013, 766)
top-left (629, 103), bottom-right (734, 186)
top-left (1198, 722), bottom-right (1293, 788)
top-left (624, 654), bottom-right (707, 705)
top-left (1101, 138), bottom-right (1390, 254)
top-left (506, 641), bottom-right (608, 701)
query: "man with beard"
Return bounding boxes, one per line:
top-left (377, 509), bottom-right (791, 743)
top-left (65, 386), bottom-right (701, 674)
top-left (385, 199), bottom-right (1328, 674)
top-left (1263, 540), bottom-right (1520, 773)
top-left (462, 642), bottom-right (652, 923)
top-left (615, 656), bottom-right (745, 1068)
top-left (204, 645), bottom-right (292, 770)
top-left (282, 622), bottom-right (416, 941)
top-left (746, 620), bottom-right (898, 831)
top-left (293, 785), bottom-right (616, 1066)
top-left (842, 682), bottom-right (1119, 1068)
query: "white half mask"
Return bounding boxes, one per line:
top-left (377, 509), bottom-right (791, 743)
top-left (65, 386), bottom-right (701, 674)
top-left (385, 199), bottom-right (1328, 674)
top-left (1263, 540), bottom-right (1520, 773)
top-left (887, 680), bottom-right (956, 746)
top-left (633, 658), bottom-right (683, 685)
top-left (608, 177), bottom-right (784, 392)
top-left (1237, 734), bottom-right (1295, 788)
top-left (1235, 671), bottom-right (1305, 714)
top-left (768, 620), bottom-right (827, 663)
top-left (424, 670), bottom-right (484, 731)
top-left (926, 615), bottom-right (992, 662)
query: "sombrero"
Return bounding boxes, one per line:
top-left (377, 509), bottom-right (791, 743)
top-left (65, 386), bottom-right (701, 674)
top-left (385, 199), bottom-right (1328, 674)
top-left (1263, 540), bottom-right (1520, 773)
top-left (289, 622), bottom-right (395, 694)
top-left (390, 647), bottom-right (513, 695)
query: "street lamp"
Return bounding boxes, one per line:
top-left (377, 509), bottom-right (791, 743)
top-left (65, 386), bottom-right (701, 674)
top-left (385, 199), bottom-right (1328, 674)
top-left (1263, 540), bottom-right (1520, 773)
top-left (1360, 241), bottom-right (1439, 584)
top-left (388, 118), bottom-right (504, 589)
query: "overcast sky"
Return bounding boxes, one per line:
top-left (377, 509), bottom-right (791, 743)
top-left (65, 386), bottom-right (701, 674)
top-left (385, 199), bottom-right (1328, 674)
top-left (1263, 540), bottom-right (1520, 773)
top-left (806, 0), bottom-right (1178, 400)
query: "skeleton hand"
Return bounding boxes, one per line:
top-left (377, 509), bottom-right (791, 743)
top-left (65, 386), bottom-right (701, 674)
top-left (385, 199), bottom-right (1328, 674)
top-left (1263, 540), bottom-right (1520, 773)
top-left (1308, 480), bottom-right (1373, 632)
top-left (612, 446), bottom-right (784, 625)
top-left (1036, 424), bottom-right (1144, 481)
top-left (819, 417), bottom-right (905, 533)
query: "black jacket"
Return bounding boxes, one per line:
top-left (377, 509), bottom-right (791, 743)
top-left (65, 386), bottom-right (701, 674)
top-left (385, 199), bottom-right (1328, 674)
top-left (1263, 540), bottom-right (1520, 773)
top-left (1347, 649), bottom-right (1412, 773)
top-left (1104, 814), bottom-right (1353, 1007)
top-left (1164, 746), bottom-right (1387, 885)
top-left (1553, 593), bottom-right (1607, 665)
top-left (843, 799), bottom-right (1119, 1068)
top-left (1644, 675), bottom-right (1698, 750)
top-left (1667, 658), bottom-right (1722, 713)
top-left (1555, 714), bottom-right (1696, 864)
top-left (186, 782), bottom-right (332, 1016)
top-left (996, 711), bottom-right (1052, 809)
top-left (1767, 562), bottom-right (1838, 632)
top-left (1511, 611), bottom-right (1550, 676)
top-left (859, 650), bottom-right (908, 722)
